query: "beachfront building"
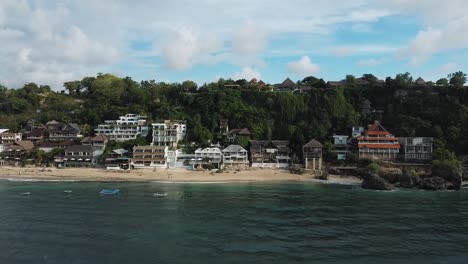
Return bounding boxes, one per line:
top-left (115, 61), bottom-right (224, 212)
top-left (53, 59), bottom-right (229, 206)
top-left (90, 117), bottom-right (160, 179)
top-left (227, 128), bottom-right (251, 143)
top-left (0, 129), bottom-right (22, 144)
top-left (192, 147), bottom-right (222, 169)
top-left (222, 145), bottom-right (249, 169)
top-left (48, 123), bottom-right (82, 141)
top-left (332, 135), bottom-right (350, 160)
top-left (151, 120), bottom-right (187, 149)
top-left (399, 137), bottom-right (433, 162)
top-left (357, 121), bottom-right (400, 161)
top-left (250, 140), bottom-right (291, 168)
top-left (95, 114), bottom-right (149, 142)
top-left (1, 141), bottom-right (34, 161)
top-left (303, 139), bottom-right (323, 171)
top-left (105, 149), bottom-right (130, 170)
top-left (131, 145), bottom-right (168, 169)
top-left (57, 145), bottom-right (100, 167)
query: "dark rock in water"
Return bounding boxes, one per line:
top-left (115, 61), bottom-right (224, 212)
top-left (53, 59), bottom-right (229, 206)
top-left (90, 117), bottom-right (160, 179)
top-left (380, 170), bottom-right (402, 184)
top-left (420, 177), bottom-right (447, 190)
top-left (399, 169), bottom-right (421, 188)
top-left (361, 172), bottom-right (394, 190)
top-left (316, 170), bottom-right (329, 180)
top-left (431, 166), bottom-right (463, 190)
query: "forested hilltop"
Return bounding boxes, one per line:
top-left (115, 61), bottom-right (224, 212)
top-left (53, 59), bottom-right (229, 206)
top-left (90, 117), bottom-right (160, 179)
top-left (1, 72), bottom-right (467, 163)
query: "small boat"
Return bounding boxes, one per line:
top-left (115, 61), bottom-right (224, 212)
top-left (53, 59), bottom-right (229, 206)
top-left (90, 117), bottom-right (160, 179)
top-left (63, 190), bottom-right (72, 194)
top-left (153, 192), bottom-right (167, 197)
top-left (20, 192), bottom-right (31, 195)
top-left (99, 189), bottom-right (120, 195)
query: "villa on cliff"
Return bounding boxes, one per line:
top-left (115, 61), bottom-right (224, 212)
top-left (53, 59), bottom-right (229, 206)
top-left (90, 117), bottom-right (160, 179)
top-left (357, 121), bottom-right (400, 161)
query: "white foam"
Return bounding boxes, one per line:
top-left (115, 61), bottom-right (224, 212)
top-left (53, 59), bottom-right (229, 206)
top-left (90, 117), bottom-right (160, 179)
top-left (150, 180), bottom-right (251, 184)
top-left (306, 179), bottom-right (361, 186)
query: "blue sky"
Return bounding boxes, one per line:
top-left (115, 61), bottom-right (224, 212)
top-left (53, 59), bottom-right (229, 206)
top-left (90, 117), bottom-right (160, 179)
top-left (1, 0), bottom-right (467, 89)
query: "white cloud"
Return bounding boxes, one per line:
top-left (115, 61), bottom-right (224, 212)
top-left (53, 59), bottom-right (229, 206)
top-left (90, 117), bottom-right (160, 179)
top-left (232, 21), bottom-right (267, 55)
top-left (287, 56), bottom-right (320, 76)
top-left (357, 58), bottom-right (385, 67)
top-left (232, 66), bottom-right (262, 80)
top-left (1, 0), bottom-right (467, 88)
top-left (398, 17), bottom-right (468, 64)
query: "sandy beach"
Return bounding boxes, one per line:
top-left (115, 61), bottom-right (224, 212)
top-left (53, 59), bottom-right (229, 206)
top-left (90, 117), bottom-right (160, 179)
top-left (0, 166), bottom-right (361, 184)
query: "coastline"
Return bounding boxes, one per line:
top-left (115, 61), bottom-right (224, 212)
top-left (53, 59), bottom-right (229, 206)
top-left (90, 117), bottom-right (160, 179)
top-left (0, 166), bottom-right (362, 184)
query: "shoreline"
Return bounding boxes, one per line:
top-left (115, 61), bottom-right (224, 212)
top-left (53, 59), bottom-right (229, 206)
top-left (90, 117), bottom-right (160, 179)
top-left (0, 166), bottom-right (362, 184)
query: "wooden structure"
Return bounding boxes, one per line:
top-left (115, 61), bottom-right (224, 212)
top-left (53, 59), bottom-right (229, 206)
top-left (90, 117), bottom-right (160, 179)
top-left (303, 139), bottom-right (323, 171)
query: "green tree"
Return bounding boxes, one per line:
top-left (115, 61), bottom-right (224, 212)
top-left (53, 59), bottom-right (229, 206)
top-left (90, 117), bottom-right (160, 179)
top-left (436, 78), bottom-right (449, 86)
top-left (448, 71), bottom-right (467, 88)
top-left (395, 72), bottom-right (413, 86)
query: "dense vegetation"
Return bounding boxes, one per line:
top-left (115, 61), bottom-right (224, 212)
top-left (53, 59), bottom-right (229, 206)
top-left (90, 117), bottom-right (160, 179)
top-left (1, 72), bottom-right (467, 166)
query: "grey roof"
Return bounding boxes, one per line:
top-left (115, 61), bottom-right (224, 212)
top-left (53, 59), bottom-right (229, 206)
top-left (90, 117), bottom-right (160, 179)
top-left (303, 139), bottom-right (323, 148)
top-left (65, 145), bottom-right (94, 153)
top-left (223, 144), bottom-right (247, 153)
top-left (112, 148), bottom-right (129, 155)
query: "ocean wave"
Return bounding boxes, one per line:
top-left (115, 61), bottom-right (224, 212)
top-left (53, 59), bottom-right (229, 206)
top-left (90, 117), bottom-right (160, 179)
top-left (3, 178), bottom-right (79, 182)
top-left (306, 179), bottom-right (361, 186)
top-left (150, 180), bottom-right (251, 184)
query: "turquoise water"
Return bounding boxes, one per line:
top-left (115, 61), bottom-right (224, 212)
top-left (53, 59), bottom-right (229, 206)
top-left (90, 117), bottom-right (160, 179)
top-left (1, 180), bottom-right (468, 264)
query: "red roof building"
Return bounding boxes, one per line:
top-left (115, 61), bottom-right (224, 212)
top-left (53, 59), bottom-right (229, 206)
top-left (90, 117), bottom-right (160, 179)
top-left (357, 121), bottom-right (400, 161)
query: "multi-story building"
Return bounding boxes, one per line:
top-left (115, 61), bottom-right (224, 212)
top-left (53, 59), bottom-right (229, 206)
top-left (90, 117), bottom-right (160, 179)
top-left (48, 123), bottom-right (82, 141)
top-left (0, 130), bottom-right (22, 144)
top-left (131, 145), bottom-right (168, 169)
top-left (357, 121), bottom-right (400, 161)
top-left (192, 147), bottom-right (222, 169)
top-left (95, 114), bottom-right (149, 142)
top-left (250, 140), bottom-right (291, 168)
top-left (332, 135), bottom-right (350, 160)
top-left (222, 145), bottom-right (249, 169)
top-left (399, 137), bottom-right (433, 162)
top-left (152, 120), bottom-right (187, 149)
top-left (55, 145), bottom-right (100, 168)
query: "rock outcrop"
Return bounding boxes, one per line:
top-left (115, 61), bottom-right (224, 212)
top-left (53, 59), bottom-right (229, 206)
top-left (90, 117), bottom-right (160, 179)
top-left (431, 166), bottom-right (463, 190)
top-left (361, 172), bottom-right (394, 190)
top-left (420, 177), bottom-right (447, 190)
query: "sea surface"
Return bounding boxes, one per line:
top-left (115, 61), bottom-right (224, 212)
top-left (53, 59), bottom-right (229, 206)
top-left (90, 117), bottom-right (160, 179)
top-left (1, 179), bottom-right (468, 264)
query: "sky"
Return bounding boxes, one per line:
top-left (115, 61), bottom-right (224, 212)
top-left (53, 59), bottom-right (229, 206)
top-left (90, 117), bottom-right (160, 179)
top-left (1, 0), bottom-right (468, 90)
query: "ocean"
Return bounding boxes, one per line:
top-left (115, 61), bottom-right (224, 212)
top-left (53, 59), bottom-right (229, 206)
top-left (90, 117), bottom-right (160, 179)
top-left (1, 179), bottom-right (467, 264)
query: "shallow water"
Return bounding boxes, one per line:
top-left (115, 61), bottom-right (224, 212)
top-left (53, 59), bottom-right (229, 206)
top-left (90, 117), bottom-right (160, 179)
top-left (1, 180), bottom-right (467, 264)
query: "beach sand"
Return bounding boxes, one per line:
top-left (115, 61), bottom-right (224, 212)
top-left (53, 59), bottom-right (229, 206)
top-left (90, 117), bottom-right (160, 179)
top-left (0, 166), bottom-right (362, 184)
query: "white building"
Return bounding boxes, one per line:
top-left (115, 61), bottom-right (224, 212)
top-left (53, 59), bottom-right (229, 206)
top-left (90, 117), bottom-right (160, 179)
top-left (152, 120), bottom-right (187, 149)
top-left (0, 129), bottom-right (22, 144)
top-left (222, 145), bottom-right (249, 169)
top-left (95, 114), bottom-right (149, 142)
top-left (192, 147), bottom-right (222, 168)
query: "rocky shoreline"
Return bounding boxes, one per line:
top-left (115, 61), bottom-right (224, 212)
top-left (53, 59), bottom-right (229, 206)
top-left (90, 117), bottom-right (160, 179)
top-left (329, 165), bottom-right (466, 191)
